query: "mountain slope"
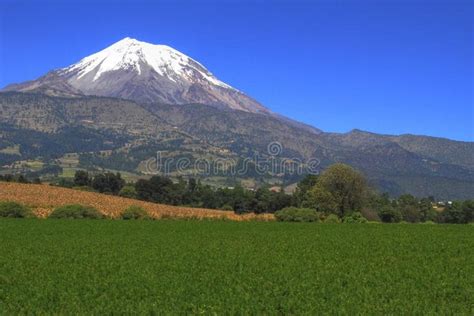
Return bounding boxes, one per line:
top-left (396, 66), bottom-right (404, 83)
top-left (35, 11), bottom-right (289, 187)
top-left (0, 92), bottom-right (472, 199)
top-left (3, 37), bottom-right (269, 114)
top-left (392, 134), bottom-right (474, 170)
top-left (0, 91), bottom-right (170, 133)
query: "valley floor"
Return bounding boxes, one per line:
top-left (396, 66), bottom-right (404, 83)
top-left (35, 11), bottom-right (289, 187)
top-left (0, 220), bottom-right (473, 314)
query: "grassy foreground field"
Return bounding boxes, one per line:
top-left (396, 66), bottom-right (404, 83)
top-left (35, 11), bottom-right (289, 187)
top-left (0, 220), bottom-right (473, 314)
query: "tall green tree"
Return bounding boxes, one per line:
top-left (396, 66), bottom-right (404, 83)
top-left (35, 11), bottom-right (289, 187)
top-left (307, 164), bottom-right (368, 217)
top-left (135, 175), bottom-right (174, 204)
top-left (91, 172), bottom-right (124, 194)
top-left (462, 200), bottom-right (474, 223)
top-left (73, 170), bottom-right (90, 187)
top-left (419, 198), bottom-right (436, 222)
top-left (293, 174), bottom-right (319, 207)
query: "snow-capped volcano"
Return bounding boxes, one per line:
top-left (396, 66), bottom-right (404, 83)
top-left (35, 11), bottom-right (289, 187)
top-left (65, 37), bottom-right (233, 88)
top-left (4, 37), bottom-right (269, 113)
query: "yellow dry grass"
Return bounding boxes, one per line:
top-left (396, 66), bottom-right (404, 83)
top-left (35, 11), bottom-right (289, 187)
top-left (0, 182), bottom-right (274, 221)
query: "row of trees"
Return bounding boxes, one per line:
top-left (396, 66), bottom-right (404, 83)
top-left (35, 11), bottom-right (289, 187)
top-left (72, 164), bottom-right (472, 223)
top-left (373, 197), bottom-right (474, 224)
top-left (72, 170), bottom-right (292, 214)
top-left (3, 163), bottom-right (473, 223)
top-left (290, 164), bottom-right (473, 224)
top-left (0, 173), bottom-right (41, 184)
top-left (73, 170), bottom-right (125, 194)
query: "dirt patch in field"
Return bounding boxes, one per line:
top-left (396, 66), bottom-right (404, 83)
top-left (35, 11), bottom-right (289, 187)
top-left (0, 182), bottom-right (274, 221)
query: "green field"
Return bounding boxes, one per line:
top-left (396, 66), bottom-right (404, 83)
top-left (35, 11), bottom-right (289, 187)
top-left (0, 220), bottom-right (473, 314)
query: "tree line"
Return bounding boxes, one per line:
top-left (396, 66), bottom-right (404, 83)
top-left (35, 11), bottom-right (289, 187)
top-left (69, 164), bottom-right (474, 223)
top-left (1, 163), bottom-right (473, 223)
top-left (70, 170), bottom-right (292, 214)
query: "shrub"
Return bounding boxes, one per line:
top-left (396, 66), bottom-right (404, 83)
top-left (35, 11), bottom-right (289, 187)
top-left (49, 204), bottom-right (103, 219)
top-left (274, 207), bottom-right (320, 222)
top-left (400, 205), bottom-right (421, 223)
top-left (378, 206), bottom-right (402, 223)
top-left (422, 220), bottom-right (436, 225)
top-left (342, 212), bottom-right (368, 223)
top-left (440, 208), bottom-right (467, 224)
top-left (361, 208), bottom-right (380, 222)
top-left (0, 201), bottom-right (33, 218)
top-left (119, 185), bottom-right (137, 199)
top-left (324, 214), bottom-right (341, 223)
top-left (121, 205), bottom-right (149, 220)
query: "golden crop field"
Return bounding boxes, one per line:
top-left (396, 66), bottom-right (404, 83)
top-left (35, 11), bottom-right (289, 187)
top-left (0, 182), bottom-right (274, 221)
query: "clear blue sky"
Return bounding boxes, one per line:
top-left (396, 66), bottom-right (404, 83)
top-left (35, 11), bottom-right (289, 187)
top-left (0, 0), bottom-right (472, 141)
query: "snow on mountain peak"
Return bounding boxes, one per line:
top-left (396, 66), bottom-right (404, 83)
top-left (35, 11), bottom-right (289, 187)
top-left (65, 37), bottom-right (233, 89)
top-left (5, 37), bottom-right (269, 114)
